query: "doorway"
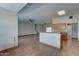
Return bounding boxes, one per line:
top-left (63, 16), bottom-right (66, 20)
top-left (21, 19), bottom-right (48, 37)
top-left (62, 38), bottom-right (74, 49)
top-left (66, 23), bottom-right (78, 40)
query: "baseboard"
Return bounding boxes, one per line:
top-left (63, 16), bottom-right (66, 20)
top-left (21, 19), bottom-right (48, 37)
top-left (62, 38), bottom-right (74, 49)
top-left (0, 46), bottom-right (18, 53)
top-left (72, 37), bottom-right (77, 40)
top-left (18, 34), bottom-right (37, 37)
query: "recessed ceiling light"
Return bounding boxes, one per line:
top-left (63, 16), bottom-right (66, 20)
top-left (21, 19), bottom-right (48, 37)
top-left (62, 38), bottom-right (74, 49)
top-left (57, 10), bottom-right (66, 16)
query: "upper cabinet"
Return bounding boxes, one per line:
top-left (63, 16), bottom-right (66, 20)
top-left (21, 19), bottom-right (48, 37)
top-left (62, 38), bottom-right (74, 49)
top-left (51, 23), bottom-right (66, 30)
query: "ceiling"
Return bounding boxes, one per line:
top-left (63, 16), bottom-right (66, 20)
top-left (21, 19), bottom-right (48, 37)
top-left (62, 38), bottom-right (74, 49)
top-left (0, 3), bottom-right (79, 24)
top-left (0, 3), bottom-right (27, 12)
top-left (18, 3), bottom-right (79, 24)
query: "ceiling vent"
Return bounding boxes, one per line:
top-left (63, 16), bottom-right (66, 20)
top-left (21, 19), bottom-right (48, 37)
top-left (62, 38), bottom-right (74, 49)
top-left (69, 16), bottom-right (73, 19)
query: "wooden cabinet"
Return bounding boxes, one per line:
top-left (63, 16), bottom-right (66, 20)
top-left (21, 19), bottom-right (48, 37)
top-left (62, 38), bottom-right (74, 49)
top-left (60, 32), bottom-right (67, 41)
top-left (51, 23), bottom-right (66, 30)
top-left (60, 32), bottom-right (68, 49)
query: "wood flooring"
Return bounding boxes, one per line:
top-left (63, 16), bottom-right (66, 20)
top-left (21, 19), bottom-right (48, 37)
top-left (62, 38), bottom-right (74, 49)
top-left (0, 35), bottom-right (79, 56)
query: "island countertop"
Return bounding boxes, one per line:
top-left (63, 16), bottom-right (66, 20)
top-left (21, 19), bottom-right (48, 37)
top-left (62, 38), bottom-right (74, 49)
top-left (40, 32), bottom-right (60, 34)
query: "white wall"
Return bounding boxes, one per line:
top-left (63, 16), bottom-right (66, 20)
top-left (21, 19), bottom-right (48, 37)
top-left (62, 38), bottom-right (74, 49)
top-left (18, 21), bottom-right (36, 36)
top-left (72, 23), bottom-right (78, 38)
top-left (35, 24), bottom-right (48, 33)
top-left (78, 22), bottom-right (79, 41)
top-left (52, 14), bottom-right (79, 24)
top-left (18, 21), bottom-right (49, 36)
top-left (0, 7), bottom-right (18, 51)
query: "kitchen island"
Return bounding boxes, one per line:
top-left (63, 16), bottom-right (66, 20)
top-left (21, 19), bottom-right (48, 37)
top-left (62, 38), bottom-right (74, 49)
top-left (39, 32), bottom-right (61, 49)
